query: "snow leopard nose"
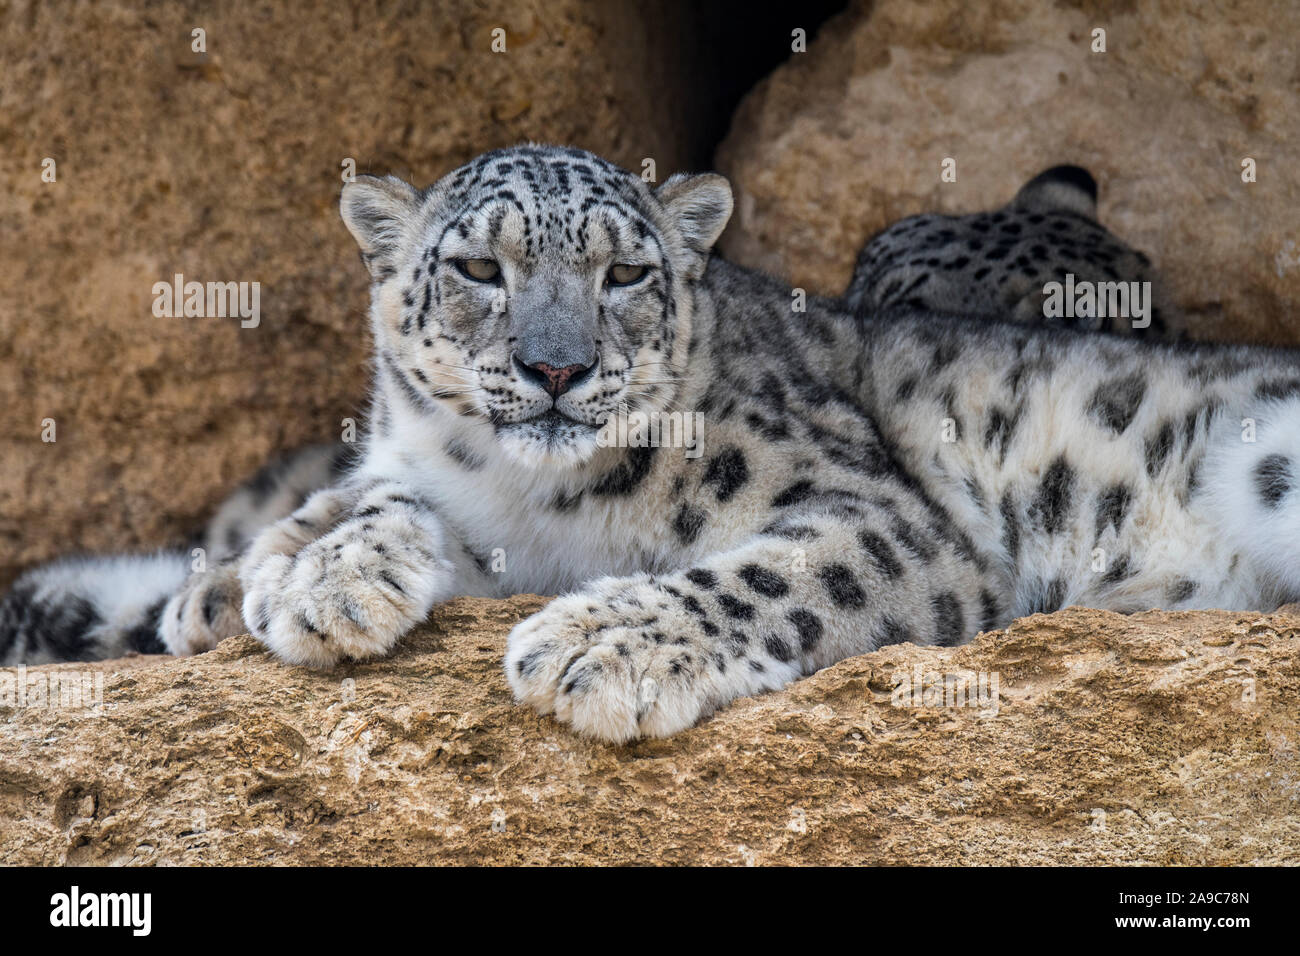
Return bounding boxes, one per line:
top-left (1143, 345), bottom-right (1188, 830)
top-left (513, 354), bottom-right (595, 398)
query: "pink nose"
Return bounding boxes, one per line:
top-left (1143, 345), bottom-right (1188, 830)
top-left (525, 360), bottom-right (590, 398)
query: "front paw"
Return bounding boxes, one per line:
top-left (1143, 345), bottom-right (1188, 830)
top-left (160, 560), bottom-right (244, 655)
top-left (505, 576), bottom-right (727, 743)
top-left (241, 515), bottom-right (453, 667)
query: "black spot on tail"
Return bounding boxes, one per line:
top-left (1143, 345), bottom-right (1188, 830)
top-left (0, 582), bottom-right (36, 658)
top-left (245, 459), bottom-right (288, 505)
top-left (887, 514), bottom-right (938, 562)
top-left (125, 598), bottom-right (168, 654)
top-left (201, 582), bottom-right (232, 629)
top-left (0, 582), bottom-right (104, 662)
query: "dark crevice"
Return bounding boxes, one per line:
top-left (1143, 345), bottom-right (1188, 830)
top-left (645, 0), bottom-right (852, 170)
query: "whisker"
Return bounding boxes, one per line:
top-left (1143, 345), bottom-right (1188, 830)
top-left (627, 362), bottom-right (684, 374)
top-left (625, 389), bottom-right (695, 414)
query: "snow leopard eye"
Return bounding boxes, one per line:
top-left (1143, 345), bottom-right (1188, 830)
top-left (455, 258), bottom-right (500, 282)
top-left (607, 264), bottom-right (647, 287)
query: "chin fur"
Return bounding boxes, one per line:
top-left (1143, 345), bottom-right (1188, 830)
top-left (495, 420), bottom-right (602, 468)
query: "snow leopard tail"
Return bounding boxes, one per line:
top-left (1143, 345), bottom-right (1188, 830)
top-left (1, 441), bottom-right (353, 665)
top-left (0, 551), bottom-right (191, 664)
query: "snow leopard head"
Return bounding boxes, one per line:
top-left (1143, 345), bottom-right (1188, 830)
top-left (340, 144), bottom-right (732, 466)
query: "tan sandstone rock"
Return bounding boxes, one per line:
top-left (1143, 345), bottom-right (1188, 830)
top-left (0, 0), bottom-right (714, 589)
top-left (1, 597), bottom-right (1296, 865)
top-left (717, 0), bottom-right (1300, 345)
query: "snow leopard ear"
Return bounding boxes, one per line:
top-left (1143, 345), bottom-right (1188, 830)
top-left (656, 173), bottom-right (733, 272)
top-left (340, 174), bottom-right (421, 279)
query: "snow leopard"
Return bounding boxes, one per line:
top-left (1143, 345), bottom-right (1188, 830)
top-left (2, 168), bottom-right (1178, 666)
top-left (5, 144), bottom-right (1300, 747)
top-left (845, 164), bottom-right (1181, 338)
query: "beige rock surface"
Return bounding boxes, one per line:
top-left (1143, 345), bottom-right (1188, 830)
top-left (0, 0), bottom-right (716, 589)
top-left (1, 596), bottom-right (1296, 865)
top-left (717, 0), bottom-right (1300, 344)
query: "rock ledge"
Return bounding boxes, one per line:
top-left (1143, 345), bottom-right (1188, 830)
top-left (1, 597), bottom-right (1297, 865)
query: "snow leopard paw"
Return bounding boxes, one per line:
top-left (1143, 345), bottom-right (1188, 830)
top-left (159, 559), bottom-right (244, 655)
top-left (505, 575), bottom-right (738, 743)
top-left (240, 486), bottom-right (455, 666)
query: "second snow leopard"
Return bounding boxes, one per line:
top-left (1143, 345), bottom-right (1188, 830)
top-left (5, 145), bottom-right (1299, 746)
top-left (845, 164), bottom-right (1181, 338)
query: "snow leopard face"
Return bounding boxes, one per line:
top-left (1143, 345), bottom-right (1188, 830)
top-left (340, 145), bottom-right (732, 466)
